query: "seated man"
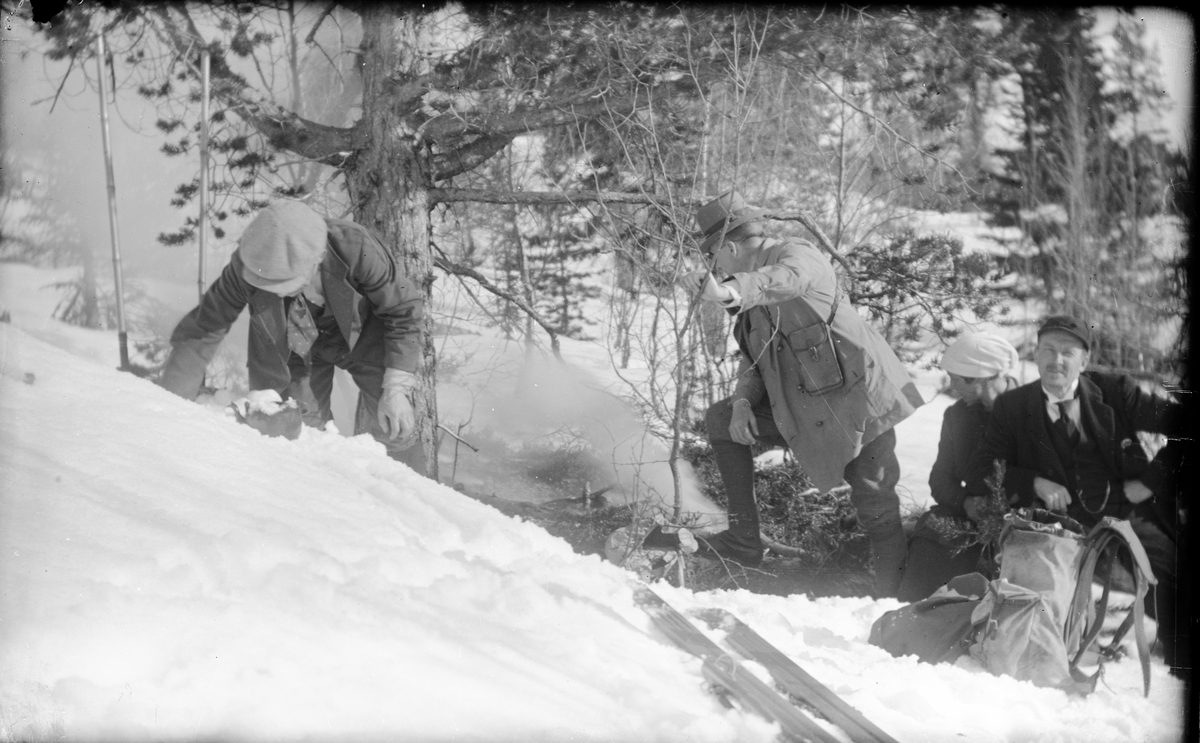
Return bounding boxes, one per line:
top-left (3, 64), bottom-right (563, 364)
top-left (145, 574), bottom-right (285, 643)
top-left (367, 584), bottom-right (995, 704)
top-left (967, 315), bottom-right (1184, 674)
top-left (159, 201), bottom-right (428, 474)
top-left (896, 333), bottom-right (1020, 602)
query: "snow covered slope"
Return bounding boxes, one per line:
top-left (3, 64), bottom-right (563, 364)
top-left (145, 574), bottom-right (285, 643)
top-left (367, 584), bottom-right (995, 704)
top-left (0, 264), bottom-right (1188, 742)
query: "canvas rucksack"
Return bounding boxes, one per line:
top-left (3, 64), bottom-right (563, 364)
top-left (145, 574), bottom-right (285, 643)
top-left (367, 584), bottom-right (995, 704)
top-left (870, 509), bottom-right (1157, 696)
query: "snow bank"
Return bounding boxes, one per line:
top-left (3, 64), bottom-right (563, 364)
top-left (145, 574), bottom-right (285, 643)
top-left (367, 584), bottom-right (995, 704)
top-left (0, 322), bottom-right (776, 741)
top-left (0, 262), bottom-right (1188, 742)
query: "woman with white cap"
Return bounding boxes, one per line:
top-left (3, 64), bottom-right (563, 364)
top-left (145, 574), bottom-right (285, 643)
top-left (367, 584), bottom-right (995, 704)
top-left (896, 332), bottom-right (1020, 602)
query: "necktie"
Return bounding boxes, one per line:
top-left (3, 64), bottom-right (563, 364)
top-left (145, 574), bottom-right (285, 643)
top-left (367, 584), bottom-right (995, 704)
top-left (286, 297), bottom-right (318, 358)
top-left (1055, 401), bottom-right (1079, 444)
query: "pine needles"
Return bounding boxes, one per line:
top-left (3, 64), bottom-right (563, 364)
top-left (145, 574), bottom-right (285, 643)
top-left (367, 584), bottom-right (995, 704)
top-left (927, 459), bottom-right (1011, 556)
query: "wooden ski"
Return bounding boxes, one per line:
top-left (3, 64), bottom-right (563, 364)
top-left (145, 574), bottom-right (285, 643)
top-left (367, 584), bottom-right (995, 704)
top-left (633, 587), bottom-right (842, 743)
top-left (693, 608), bottom-right (900, 743)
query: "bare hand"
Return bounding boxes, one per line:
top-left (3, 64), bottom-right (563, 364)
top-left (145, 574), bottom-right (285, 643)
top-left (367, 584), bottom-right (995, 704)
top-left (1123, 479), bottom-right (1153, 504)
top-left (729, 400), bottom-right (759, 446)
top-left (962, 495), bottom-right (985, 523)
top-left (679, 269), bottom-right (733, 303)
top-left (1033, 476), bottom-right (1072, 512)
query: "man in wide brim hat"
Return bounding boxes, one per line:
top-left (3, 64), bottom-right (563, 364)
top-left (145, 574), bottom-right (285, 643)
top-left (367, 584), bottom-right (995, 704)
top-left (694, 191), bottom-right (767, 255)
top-left (673, 190), bottom-right (925, 598)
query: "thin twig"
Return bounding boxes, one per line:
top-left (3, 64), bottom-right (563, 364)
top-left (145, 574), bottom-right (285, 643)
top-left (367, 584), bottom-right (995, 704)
top-left (438, 424), bottom-right (479, 453)
top-left (431, 251), bottom-right (563, 359)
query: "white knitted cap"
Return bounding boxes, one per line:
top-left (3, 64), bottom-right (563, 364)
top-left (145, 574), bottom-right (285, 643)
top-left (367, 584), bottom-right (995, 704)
top-left (940, 333), bottom-right (1019, 378)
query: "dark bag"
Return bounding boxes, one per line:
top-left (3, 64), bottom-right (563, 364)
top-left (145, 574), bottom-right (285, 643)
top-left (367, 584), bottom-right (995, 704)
top-left (869, 573), bottom-right (988, 664)
top-left (783, 280), bottom-right (844, 394)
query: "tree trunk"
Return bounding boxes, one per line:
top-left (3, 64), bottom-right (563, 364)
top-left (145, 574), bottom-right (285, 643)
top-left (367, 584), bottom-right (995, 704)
top-left (348, 6), bottom-right (439, 479)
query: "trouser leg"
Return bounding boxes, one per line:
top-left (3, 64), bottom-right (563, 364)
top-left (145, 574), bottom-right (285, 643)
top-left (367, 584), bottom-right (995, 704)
top-left (705, 397), bottom-right (786, 549)
top-left (845, 427), bottom-right (906, 598)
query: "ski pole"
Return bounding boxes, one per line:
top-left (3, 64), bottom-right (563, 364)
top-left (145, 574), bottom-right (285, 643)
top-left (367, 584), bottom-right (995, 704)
top-left (95, 33), bottom-right (129, 371)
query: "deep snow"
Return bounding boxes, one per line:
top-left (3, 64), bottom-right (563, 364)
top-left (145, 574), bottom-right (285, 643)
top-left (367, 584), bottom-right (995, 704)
top-left (0, 263), bottom-right (1190, 742)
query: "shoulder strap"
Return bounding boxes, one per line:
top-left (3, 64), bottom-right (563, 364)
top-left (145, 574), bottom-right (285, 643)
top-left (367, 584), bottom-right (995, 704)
top-left (1065, 518), bottom-right (1155, 696)
top-left (825, 277), bottom-right (841, 326)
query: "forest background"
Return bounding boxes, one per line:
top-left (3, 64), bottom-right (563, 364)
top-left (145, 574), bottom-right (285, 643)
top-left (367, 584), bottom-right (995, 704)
top-left (0, 3), bottom-right (1192, 517)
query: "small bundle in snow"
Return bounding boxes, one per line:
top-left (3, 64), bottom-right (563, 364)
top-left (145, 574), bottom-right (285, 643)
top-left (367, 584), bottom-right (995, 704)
top-left (605, 520), bottom-right (697, 582)
top-left (228, 390), bottom-right (302, 440)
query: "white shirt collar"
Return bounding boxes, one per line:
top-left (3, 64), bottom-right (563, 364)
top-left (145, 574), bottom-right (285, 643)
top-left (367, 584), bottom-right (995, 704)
top-left (301, 272), bottom-right (326, 307)
top-left (1041, 378), bottom-right (1079, 405)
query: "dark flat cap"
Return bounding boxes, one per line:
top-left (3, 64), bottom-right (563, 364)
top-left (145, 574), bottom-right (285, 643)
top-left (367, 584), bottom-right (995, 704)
top-left (1037, 315), bottom-right (1092, 351)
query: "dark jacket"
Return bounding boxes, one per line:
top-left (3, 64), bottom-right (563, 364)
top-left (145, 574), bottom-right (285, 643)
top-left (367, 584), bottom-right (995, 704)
top-left (967, 370), bottom-right (1181, 527)
top-left (928, 378), bottom-right (1018, 517)
top-left (728, 238), bottom-right (925, 491)
top-left (159, 219), bottom-right (423, 405)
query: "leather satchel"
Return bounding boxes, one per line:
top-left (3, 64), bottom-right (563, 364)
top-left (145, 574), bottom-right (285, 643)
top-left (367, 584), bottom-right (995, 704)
top-left (784, 279), bottom-right (844, 394)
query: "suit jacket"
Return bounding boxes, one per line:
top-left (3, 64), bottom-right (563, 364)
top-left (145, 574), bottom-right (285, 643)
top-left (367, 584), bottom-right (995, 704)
top-left (967, 370), bottom-right (1180, 526)
top-left (728, 238), bottom-right (925, 491)
top-left (159, 219), bottom-right (423, 405)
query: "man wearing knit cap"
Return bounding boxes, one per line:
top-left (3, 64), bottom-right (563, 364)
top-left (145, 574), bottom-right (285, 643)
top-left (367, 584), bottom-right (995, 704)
top-left (674, 191), bottom-right (925, 598)
top-left (967, 315), bottom-right (1186, 676)
top-left (896, 332), bottom-right (1020, 601)
top-left (159, 201), bottom-right (428, 473)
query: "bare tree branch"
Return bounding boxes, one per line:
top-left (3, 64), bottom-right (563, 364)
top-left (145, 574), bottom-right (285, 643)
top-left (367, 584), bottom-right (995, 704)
top-left (418, 97), bottom-right (638, 148)
top-left (430, 187), bottom-right (690, 207)
top-left (760, 210), bottom-right (855, 272)
top-left (304, 1), bottom-right (338, 45)
top-left (149, 4), bottom-right (363, 163)
top-left (804, 68), bottom-right (973, 193)
top-left (431, 254), bottom-right (563, 359)
top-left (429, 189), bottom-right (855, 270)
top-left (429, 133), bottom-right (517, 181)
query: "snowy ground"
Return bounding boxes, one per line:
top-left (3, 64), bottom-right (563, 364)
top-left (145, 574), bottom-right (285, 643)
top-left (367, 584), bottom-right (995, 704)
top-left (0, 263), bottom-right (1189, 742)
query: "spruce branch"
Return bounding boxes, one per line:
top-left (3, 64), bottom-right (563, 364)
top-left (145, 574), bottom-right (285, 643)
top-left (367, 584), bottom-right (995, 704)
top-left (927, 459), bottom-right (1011, 556)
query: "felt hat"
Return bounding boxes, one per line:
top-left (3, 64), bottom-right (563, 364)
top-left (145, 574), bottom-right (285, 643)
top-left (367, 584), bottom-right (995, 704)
top-left (1037, 315), bottom-right (1092, 351)
top-left (695, 191), bottom-right (766, 254)
top-left (940, 333), bottom-right (1019, 378)
top-left (238, 201), bottom-right (328, 295)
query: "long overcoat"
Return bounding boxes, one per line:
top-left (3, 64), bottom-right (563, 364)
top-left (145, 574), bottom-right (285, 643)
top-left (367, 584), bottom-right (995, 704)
top-left (159, 219), bottom-right (423, 412)
top-left (727, 238), bottom-right (924, 492)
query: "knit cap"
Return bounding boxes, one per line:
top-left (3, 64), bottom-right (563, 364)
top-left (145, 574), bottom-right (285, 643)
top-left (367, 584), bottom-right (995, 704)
top-left (940, 333), bottom-right (1019, 378)
top-left (238, 202), bottom-right (328, 295)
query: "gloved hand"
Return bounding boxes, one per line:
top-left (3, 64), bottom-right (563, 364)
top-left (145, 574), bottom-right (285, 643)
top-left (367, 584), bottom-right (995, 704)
top-left (679, 269), bottom-right (735, 304)
top-left (378, 368), bottom-right (418, 440)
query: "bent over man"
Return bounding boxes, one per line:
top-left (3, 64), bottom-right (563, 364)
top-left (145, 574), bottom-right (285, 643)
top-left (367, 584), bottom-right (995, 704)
top-left (680, 192), bottom-right (925, 598)
top-left (159, 201), bottom-right (428, 474)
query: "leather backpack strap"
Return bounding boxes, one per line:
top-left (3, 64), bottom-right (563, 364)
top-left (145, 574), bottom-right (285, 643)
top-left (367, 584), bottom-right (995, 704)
top-left (1068, 521), bottom-right (1154, 697)
top-left (1067, 531), bottom-right (1111, 692)
top-left (825, 277), bottom-right (841, 326)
